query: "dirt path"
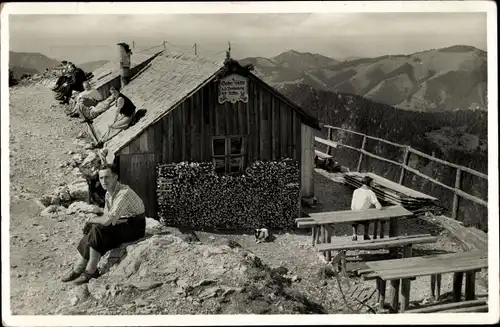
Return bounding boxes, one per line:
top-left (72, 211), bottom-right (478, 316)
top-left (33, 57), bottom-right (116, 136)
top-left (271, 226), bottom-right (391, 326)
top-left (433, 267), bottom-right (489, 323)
top-left (9, 85), bottom-right (88, 314)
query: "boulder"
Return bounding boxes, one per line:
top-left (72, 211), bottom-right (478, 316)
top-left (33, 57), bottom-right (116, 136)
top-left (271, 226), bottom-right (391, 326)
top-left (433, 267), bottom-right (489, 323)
top-left (39, 195), bottom-right (52, 207)
top-left (97, 246), bottom-right (128, 275)
top-left (40, 205), bottom-right (66, 216)
top-left (71, 168), bottom-right (85, 178)
top-left (68, 179), bottom-right (89, 202)
top-left (55, 185), bottom-right (71, 202)
top-left (80, 151), bottom-right (101, 172)
top-left (71, 154), bottom-right (84, 166)
top-left (68, 285), bottom-right (90, 306)
top-left (66, 201), bottom-right (103, 215)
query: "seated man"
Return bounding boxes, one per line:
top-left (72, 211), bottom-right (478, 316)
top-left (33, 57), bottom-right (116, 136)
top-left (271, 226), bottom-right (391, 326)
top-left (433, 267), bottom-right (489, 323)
top-left (61, 164), bottom-right (146, 284)
top-left (52, 61), bottom-right (70, 92)
top-left (100, 86), bottom-right (137, 142)
top-left (58, 63), bottom-right (87, 104)
top-left (350, 176), bottom-right (382, 241)
top-left (69, 81), bottom-right (103, 118)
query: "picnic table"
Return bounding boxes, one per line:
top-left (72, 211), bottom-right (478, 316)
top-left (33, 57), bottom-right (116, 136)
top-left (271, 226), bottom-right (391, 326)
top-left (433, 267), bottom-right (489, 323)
top-left (362, 251), bottom-right (488, 313)
top-left (296, 205), bottom-right (414, 260)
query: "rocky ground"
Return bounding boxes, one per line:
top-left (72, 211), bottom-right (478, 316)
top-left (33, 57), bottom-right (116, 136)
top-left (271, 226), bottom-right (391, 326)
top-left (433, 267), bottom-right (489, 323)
top-left (8, 84), bottom-right (489, 317)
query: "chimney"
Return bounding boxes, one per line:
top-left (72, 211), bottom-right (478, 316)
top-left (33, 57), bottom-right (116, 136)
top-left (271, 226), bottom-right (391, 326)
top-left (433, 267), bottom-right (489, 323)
top-left (117, 42), bottom-right (132, 86)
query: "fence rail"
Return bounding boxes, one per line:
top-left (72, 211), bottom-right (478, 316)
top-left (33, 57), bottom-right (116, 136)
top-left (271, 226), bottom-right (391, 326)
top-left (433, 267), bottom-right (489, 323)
top-left (317, 125), bottom-right (488, 219)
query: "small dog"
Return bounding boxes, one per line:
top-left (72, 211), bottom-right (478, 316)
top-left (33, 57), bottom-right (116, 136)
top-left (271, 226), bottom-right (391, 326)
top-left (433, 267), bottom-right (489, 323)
top-left (254, 228), bottom-right (270, 243)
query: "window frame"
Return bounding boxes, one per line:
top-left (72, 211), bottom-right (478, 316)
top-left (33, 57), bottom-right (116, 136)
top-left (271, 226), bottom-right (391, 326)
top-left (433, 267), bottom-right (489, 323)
top-left (211, 135), bottom-right (246, 175)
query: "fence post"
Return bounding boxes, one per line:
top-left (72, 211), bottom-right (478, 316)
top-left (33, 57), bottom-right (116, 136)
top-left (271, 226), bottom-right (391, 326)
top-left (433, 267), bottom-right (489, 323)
top-left (326, 127), bottom-right (333, 155)
top-left (356, 135), bottom-right (367, 172)
top-left (399, 146), bottom-right (410, 185)
top-left (452, 168), bottom-right (462, 219)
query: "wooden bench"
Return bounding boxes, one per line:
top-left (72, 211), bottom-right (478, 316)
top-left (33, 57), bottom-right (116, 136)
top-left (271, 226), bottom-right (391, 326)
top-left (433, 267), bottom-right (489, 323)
top-left (315, 149), bottom-right (334, 160)
top-left (406, 299), bottom-right (488, 313)
top-left (316, 234), bottom-right (438, 262)
top-left (296, 206), bottom-right (415, 260)
top-left (362, 251), bottom-right (488, 313)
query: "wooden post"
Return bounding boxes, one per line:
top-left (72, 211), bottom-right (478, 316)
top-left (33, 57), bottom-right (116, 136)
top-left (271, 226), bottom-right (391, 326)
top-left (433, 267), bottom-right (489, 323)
top-left (325, 226), bottom-right (331, 261)
top-left (400, 245), bottom-right (413, 312)
top-left (326, 128), bottom-right (333, 155)
top-left (452, 272), bottom-right (464, 302)
top-left (163, 41), bottom-right (166, 50)
top-left (388, 218), bottom-right (399, 257)
top-left (389, 279), bottom-right (400, 313)
top-left (435, 274), bottom-right (442, 301)
top-left (399, 146), bottom-right (410, 185)
top-left (194, 43), bottom-right (198, 55)
top-left (132, 40), bottom-right (135, 49)
top-left (311, 227), bottom-right (317, 246)
top-left (465, 271), bottom-right (477, 300)
top-left (378, 279), bottom-right (387, 312)
top-left (356, 135), bottom-right (367, 172)
top-left (379, 221), bottom-right (385, 238)
top-left (452, 168), bottom-right (462, 219)
top-left (431, 274), bottom-right (442, 301)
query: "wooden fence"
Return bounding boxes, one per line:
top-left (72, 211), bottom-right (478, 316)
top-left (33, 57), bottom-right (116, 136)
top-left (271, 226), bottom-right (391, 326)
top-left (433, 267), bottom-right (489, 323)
top-left (315, 125), bottom-right (488, 220)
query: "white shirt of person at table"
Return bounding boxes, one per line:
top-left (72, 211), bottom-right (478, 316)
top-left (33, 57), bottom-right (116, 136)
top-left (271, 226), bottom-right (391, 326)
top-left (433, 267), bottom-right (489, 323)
top-left (350, 176), bottom-right (382, 241)
top-left (351, 185), bottom-right (382, 211)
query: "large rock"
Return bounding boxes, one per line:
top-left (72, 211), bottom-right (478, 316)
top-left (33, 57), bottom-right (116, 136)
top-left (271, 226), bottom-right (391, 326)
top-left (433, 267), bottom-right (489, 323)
top-left (71, 153), bottom-right (84, 166)
top-left (66, 201), bottom-right (103, 215)
top-left (68, 179), bottom-right (89, 202)
top-left (54, 185), bottom-right (71, 202)
top-left (40, 205), bottom-right (66, 216)
top-left (80, 151), bottom-right (100, 171)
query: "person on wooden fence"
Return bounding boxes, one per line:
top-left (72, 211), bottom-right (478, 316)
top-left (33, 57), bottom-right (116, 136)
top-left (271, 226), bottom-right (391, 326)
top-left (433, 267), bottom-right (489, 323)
top-left (350, 176), bottom-right (382, 241)
top-left (61, 163), bottom-right (146, 284)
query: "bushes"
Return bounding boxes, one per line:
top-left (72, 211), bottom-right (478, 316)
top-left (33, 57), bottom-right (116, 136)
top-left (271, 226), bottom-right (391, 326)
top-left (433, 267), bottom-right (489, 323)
top-left (157, 159), bottom-right (299, 230)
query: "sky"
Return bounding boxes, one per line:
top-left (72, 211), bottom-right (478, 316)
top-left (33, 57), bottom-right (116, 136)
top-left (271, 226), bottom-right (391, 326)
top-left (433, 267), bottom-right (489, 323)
top-left (8, 12), bottom-right (488, 64)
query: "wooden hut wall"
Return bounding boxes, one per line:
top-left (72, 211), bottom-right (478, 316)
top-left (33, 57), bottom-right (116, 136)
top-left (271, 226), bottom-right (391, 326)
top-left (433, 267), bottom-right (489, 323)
top-left (119, 76), bottom-right (303, 164)
top-left (116, 76), bottom-right (305, 217)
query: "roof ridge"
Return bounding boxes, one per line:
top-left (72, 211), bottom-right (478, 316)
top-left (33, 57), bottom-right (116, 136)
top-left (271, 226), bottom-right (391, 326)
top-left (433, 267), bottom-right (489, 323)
top-left (160, 50), bottom-right (224, 66)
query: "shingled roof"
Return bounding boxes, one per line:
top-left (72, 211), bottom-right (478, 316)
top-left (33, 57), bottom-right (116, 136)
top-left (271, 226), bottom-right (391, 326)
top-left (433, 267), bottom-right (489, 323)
top-left (92, 50), bottom-right (321, 155)
top-left (92, 51), bottom-right (225, 154)
top-left (89, 50), bottom-right (163, 90)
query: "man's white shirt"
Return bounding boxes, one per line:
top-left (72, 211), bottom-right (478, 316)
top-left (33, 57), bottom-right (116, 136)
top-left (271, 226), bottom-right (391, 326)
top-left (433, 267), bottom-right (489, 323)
top-left (351, 187), bottom-right (382, 211)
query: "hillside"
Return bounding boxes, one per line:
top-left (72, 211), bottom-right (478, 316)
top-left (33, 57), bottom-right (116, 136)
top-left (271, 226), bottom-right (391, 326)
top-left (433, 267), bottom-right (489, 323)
top-left (270, 50), bottom-right (339, 71)
top-left (241, 45), bottom-right (487, 112)
top-left (278, 83), bottom-right (488, 229)
top-left (9, 51), bottom-right (61, 75)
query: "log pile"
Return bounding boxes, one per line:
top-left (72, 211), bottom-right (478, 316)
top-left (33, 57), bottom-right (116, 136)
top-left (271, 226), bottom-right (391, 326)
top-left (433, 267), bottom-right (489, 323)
top-left (344, 172), bottom-right (441, 213)
top-left (157, 159), bottom-right (299, 229)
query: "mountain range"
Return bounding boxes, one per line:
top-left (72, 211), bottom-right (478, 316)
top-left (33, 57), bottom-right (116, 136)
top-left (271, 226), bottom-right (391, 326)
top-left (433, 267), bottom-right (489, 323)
top-left (240, 45), bottom-right (487, 112)
top-left (8, 51), bottom-right (109, 79)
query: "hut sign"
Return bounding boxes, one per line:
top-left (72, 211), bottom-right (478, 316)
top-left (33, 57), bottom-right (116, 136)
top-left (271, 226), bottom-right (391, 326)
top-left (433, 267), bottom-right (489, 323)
top-left (218, 74), bottom-right (249, 104)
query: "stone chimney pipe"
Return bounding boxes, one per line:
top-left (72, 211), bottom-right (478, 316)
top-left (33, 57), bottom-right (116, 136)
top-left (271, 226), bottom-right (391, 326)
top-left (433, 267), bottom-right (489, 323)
top-left (117, 43), bottom-right (132, 86)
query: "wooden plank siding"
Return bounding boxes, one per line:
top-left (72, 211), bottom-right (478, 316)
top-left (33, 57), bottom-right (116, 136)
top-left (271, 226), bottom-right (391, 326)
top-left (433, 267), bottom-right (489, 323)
top-left (117, 76), bottom-right (310, 218)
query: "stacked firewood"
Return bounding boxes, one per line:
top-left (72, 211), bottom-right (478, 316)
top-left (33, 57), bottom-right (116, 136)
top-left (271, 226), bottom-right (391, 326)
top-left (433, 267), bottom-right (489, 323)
top-left (157, 160), bottom-right (299, 229)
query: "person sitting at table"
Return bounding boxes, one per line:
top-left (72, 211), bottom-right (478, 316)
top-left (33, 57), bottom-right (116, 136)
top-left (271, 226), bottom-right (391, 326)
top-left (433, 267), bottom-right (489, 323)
top-left (350, 176), bottom-right (382, 241)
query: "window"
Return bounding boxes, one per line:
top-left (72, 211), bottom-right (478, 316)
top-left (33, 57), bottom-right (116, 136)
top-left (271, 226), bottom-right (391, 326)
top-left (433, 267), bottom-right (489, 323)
top-left (212, 135), bottom-right (245, 175)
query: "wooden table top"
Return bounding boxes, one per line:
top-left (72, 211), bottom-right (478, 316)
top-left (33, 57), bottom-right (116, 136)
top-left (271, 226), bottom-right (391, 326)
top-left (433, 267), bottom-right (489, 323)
top-left (365, 251), bottom-right (488, 281)
top-left (308, 205), bottom-right (413, 225)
